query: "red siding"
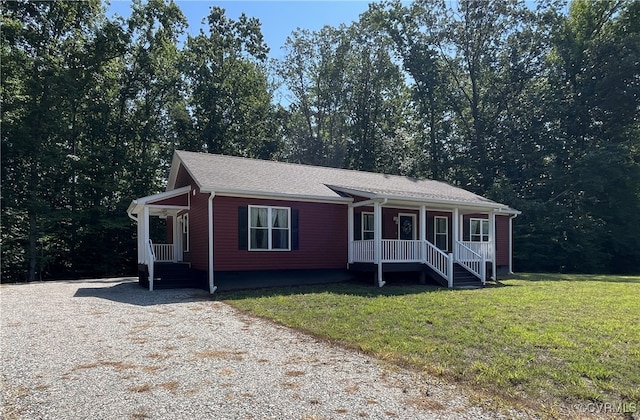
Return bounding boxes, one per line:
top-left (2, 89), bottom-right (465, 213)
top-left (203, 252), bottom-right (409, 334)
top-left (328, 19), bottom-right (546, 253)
top-left (185, 191), bottom-right (209, 270)
top-left (214, 197), bottom-right (348, 271)
top-left (175, 165), bottom-right (195, 190)
top-left (149, 193), bottom-right (189, 207)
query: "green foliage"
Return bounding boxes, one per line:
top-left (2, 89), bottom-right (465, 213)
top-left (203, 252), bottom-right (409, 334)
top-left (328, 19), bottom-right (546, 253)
top-left (1, 0), bottom-right (638, 280)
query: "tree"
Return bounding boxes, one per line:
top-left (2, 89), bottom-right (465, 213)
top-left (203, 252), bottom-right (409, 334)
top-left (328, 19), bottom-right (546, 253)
top-left (181, 7), bottom-right (280, 159)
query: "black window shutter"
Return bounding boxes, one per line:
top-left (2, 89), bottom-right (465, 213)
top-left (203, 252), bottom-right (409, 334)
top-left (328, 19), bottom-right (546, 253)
top-left (354, 212), bottom-right (362, 240)
top-left (238, 206), bottom-right (248, 250)
top-left (291, 209), bottom-right (299, 250)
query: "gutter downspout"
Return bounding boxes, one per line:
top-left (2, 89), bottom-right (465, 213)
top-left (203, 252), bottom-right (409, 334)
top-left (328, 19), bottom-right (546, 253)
top-left (208, 192), bottom-right (217, 294)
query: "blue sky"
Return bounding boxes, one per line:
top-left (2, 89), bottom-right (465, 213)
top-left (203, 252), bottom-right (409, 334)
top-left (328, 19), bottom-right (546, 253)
top-left (107, 1), bottom-right (372, 58)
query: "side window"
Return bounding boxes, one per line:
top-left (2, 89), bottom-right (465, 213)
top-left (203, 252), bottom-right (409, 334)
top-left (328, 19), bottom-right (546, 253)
top-left (361, 212), bottom-right (374, 240)
top-left (434, 216), bottom-right (448, 251)
top-left (249, 206), bottom-right (291, 251)
top-left (470, 218), bottom-right (489, 242)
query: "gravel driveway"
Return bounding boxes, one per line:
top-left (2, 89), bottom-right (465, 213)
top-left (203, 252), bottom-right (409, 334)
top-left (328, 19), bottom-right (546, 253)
top-left (1, 279), bottom-right (527, 419)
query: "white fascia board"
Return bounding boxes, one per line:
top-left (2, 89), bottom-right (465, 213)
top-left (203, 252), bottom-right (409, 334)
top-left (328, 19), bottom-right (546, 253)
top-left (128, 185), bottom-right (192, 216)
top-left (138, 185), bottom-right (192, 205)
top-left (198, 187), bottom-right (353, 204)
top-left (327, 184), bottom-right (515, 212)
top-left (166, 152), bottom-right (204, 192)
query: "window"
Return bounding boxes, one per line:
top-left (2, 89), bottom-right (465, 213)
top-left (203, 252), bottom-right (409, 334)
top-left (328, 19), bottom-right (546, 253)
top-left (361, 212), bottom-right (374, 240)
top-left (179, 214), bottom-right (189, 252)
top-left (470, 218), bottom-right (489, 242)
top-left (249, 206), bottom-right (290, 251)
top-left (434, 216), bottom-right (448, 251)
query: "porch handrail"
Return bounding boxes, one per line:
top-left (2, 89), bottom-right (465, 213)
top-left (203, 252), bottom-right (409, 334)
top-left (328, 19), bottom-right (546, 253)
top-left (422, 240), bottom-right (453, 287)
top-left (454, 240), bottom-right (486, 284)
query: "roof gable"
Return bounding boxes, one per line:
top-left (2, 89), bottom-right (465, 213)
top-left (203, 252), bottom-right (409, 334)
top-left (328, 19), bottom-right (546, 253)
top-left (167, 150), bottom-right (516, 211)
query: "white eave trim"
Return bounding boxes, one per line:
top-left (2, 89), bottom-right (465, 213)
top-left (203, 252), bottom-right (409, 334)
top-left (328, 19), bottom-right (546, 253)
top-left (326, 184), bottom-right (515, 212)
top-left (127, 185), bottom-right (192, 216)
top-left (198, 187), bottom-right (353, 204)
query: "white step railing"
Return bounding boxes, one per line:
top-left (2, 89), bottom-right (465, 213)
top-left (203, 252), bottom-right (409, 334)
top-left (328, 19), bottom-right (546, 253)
top-left (461, 241), bottom-right (493, 260)
top-left (152, 243), bottom-right (174, 262)
top-left (422, 241), bottom-right (453, 287)
top-left (352, 239), bottom-right (374, 263)
top-left (455, 240), bottom-right (486, 284)
top-left (381, 239), bottom-right (421, 262)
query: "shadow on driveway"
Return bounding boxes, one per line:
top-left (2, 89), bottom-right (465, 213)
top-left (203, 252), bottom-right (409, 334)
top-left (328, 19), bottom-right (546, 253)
top-left (74, 280), bottom-right (211, 306)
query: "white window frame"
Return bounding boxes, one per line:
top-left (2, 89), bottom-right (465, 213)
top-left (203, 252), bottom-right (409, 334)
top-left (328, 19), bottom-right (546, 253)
top-left (179, 213), bottom-right (189, 253)
top-left (361, 212), bottom-right (374, 240)
top-left (434, 216), bottom-right (448, 251)
top-left (470, 218), bottom-right (489, 242)
top-left (248, 205), bottom-right (291, 251)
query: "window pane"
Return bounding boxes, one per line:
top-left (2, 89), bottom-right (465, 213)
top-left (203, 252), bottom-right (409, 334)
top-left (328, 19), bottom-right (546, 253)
top-left (363, 232), bottom-right (374, 240)
top-left (436, 217), bottom-right (447, 233)
top-left (272, 209), bottom-right (288, 228)
top-left (471, 220), bottom-right (480, 235)
top-left (436, 234), bottom-right (447, 250)
top-left (250, 207), bottom-right (268, 228)
top-left (250, 228), bottom-right (268, 249)
top-left (363, 213), bottom-right (374, 231)
top-left (272, 229), bottom-right (289, 249)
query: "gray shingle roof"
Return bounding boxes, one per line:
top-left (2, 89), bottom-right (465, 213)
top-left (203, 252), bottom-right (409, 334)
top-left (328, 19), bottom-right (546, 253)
top-left (170, 150), bottom-right (516, 211)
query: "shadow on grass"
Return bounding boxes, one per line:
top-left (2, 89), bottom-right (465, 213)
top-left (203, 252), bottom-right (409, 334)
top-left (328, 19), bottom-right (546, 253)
top-left (216, 276), bottom-right (500, 301)
top-left (74, 281), bottom-right (211, 306)
top-left (507, 272), bottom-right (640, 283)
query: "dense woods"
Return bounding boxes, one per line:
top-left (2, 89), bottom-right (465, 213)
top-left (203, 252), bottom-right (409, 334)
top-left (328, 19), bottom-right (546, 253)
top-left (2, 0), bottom-right (639, 281)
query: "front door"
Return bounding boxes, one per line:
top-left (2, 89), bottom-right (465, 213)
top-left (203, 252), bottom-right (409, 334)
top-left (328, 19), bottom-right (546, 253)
top-left (398, 213), bottom-right (417, 240)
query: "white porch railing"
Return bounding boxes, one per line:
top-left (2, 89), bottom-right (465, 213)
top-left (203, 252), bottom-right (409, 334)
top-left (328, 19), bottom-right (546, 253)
top-left (382, 239), bottom-right (421, 262)
top-left (461, 241), bottom-right (493, 260)
top-left (350, 240), bottom-right (454, 287)
top-left (455, 240), bottom-right (486, 284)
top-left (352, 239), bottom-right (375, 262)
top-left (153, 243), bottom-right (174, 262)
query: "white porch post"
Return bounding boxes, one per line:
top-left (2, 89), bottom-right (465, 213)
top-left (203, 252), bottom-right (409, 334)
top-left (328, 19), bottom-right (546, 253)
top-left (374, 201), bottom-right (384, 287)
top-left (137, 215), bottom-right (144, 264)
top-left (489, 211), bottom-right (496, 280)
top-left (419, 205), bottom-right (426, 263)
top-left (348, 205), bottom-right (354, 264)
top-left (172, 214), bottom-right (180, 262)
top-left (143, 206), bottom-right (153, 291)
top-left (453, 208), bottom-right (459, 260)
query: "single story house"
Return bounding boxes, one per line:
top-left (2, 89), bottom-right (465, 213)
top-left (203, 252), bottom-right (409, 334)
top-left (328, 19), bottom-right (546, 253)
top-left (127, 150), bottom-right (520, 293)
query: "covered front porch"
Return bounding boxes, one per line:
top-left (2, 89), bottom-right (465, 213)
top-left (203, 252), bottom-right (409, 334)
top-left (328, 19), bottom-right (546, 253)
top-left (127, 186), bottom-right (194, 291)
top-left (346, 197), bottom-right (508, 288)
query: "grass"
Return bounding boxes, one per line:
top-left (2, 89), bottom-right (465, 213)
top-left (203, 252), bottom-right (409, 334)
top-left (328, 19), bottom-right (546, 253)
top-left (220, 273), bottom-right (640, 414)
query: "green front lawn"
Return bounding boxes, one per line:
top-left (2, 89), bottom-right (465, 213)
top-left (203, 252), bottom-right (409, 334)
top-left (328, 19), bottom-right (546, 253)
top-left (220, 274), bottom-right (640, 415)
